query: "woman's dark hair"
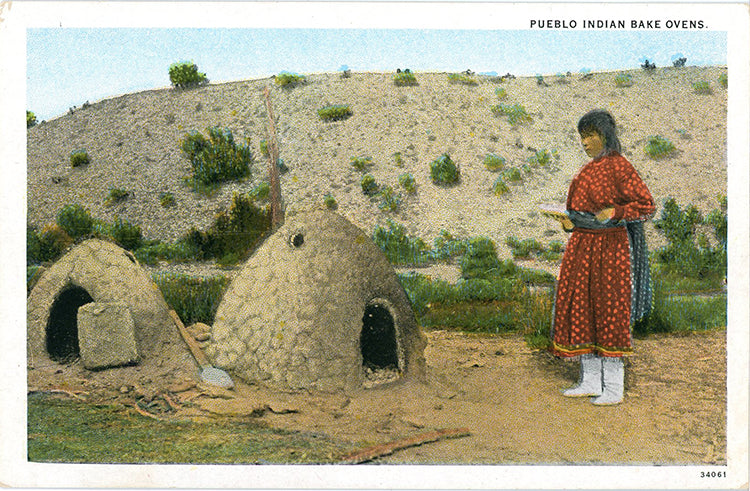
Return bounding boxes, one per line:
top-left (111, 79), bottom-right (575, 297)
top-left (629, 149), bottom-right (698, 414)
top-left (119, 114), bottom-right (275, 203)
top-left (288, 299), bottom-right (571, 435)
top-left (577, 109), bottom-right (621, 156)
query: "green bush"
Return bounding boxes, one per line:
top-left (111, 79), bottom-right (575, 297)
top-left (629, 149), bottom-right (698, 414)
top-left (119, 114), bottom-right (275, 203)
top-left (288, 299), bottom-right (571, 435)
top-left (483, 153), bottom-right (506, 171)
top-left (181, 127), bottom-right (253, 188)
top-left (692, 80), bottom-right (712, 94)
top-left (653, 197), bottom-right (726, 283)
top-left (249, 182), bottom-right (270, 201)
top-left (393, 152), bottom-right (404, 167)
top-left (56, 204), bottom-right (93, 240)
top-left (378, 186), bottom-right (401, 212)
top-left (133, 240), bottom-right (195, 266)
top-left (645, 135), bottom-right (677, 159)
top-left (719, 73), bottom-right (728, 88)
top-left (105, 188), bottom-right (129, 206)
top-left (169, 61), bottom-right (208, 89)
top-left (360, 173), bottom-right (379, 196)
top-left (274, 72), bottom-right (305, 87)
top-left (181, 193), bottom-right (271, 261)
top-left (460, 237), bottom-right (510, 279)
top-left (614, 73), bottom-right (633, 87)
top-left (491, 103), bottom-right (532, 125)
top-left (259, 140), bottom-right (269, 157)
top-left (323, 193), bottom-right (338, 210)
top-left (398, 173), bottom-right (416, 193)
top-left (447, 73), bottom-right (478, 86)
top-left (372, 220), bottom-right (430, 266)
top-left (27, 265), bottom-right (44, 293)
top-left (70, 150), bottom-right (90, 168)
top-left (111, 218), bottom-right (142, 251)
top-left (493, 177), bottom-right (510, 196)
top-left (159, 192), bottom-right (176, 208)
top-left (527, 148), bottom-right (558, 167)
top-left (394, 71), bottom-right (418, 86)
top-left (27, 111), bottom-right (37, 128)
top-left (153, 273), bottom-right (230, 325)
top-left (29, 224), bottom-right (73, 264)
top-left (318, 105), bottom-right (352, 122)
top-left (429, 154), bottom-right (460, 186)
top-left (494, 87), bottom-right (507, 99)
top-left (350, 156), bottom-right (373, 172)
top-left (501, 167), bottom-right (522, 182)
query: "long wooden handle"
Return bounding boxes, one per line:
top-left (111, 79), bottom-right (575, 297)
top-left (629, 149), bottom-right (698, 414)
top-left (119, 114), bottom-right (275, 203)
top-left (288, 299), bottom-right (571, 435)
top-left (169, 310), bottom-right (210, 368)
top-left (341, 427), bottom-right (471, 464)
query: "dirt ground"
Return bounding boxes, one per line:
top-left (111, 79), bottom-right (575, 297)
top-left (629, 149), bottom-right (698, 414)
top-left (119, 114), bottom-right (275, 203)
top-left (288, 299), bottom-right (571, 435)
top-left (28, 328), bottom-right (726, 465)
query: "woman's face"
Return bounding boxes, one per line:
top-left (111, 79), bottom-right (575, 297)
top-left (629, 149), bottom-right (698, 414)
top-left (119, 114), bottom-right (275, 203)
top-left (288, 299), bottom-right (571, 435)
top-left (580, 131), bottom-right (604, 158)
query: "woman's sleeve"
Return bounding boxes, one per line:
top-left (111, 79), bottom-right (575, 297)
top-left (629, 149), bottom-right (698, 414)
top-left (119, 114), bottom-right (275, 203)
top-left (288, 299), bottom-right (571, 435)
top-left (611, 156), bottom-right (656, 222)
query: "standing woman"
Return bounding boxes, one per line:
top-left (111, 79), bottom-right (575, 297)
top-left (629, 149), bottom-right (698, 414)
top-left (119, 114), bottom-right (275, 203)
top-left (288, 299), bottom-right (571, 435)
top-left (551, 109), bottom-right (655, 405)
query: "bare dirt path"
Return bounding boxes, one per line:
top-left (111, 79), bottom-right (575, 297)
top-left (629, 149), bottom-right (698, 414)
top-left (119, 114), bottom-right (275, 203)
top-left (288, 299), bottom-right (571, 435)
top-left (28, 328), bottom-right (726, 464)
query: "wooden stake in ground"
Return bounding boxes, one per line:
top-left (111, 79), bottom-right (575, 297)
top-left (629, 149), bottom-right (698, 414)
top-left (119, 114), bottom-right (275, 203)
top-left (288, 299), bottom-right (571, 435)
top-left (341, 427), bottom-right (471, 464)
top-left (263, 86), bottom-right (283, 228)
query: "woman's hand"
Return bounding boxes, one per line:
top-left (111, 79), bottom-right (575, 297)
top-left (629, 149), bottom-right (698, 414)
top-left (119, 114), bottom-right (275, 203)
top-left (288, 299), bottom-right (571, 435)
top-left (595, 207), bottom-right (615, 222)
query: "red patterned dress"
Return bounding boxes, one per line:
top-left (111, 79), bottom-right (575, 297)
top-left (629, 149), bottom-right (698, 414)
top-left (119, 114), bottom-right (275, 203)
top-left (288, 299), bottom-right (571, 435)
top-left (551, 152), bottom-right (655, 358)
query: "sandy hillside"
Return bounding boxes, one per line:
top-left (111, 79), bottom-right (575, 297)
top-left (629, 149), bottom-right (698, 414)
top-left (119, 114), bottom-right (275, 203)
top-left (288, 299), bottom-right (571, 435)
top-left (27, 66), bottom-right (728, 261)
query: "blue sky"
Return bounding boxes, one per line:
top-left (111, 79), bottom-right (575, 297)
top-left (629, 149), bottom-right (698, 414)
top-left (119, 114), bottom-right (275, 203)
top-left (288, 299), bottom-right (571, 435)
top-left (27, 28), bottom-right (726, 121)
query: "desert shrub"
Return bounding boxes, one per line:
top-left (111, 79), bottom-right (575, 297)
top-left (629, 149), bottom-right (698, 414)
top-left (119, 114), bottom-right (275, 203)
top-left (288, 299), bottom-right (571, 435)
top-left (672, 57), bottom-right (687, 67)
top-left (614, 73), bottom-right (633, 87)
top-left (159, 192), bottom-right (176, 208)
top-left (56, 204), bottom-right (93, 240)
top-left (249, 182), bottom-right (270, 201)
top-left (633, 275), bottom-right (725, 337)
top-left (259, 140), bottom-right (269, 157)
top-left (323, 193), bottom-right (338, 210)
top-left (491, 103), bottom-right (532, 125)
top-left (105, 188), bottom-right (129, 206)
top-left (133, 240), bottom-right (194, 266)
top-left (692, 80), bottom-right (712, 94)
top-left (168, 61), bottom-right (208, 89)
top-left (483, 153), bottom-right (506, 171)
top-left (501, 167), bottom-right (522, 182)
top-left (644, 135), bottom-right (677, 159)
top-left (652, 196), bottom-right (726, 284)
top-left (318, 105), bottom-right (352, 122)
top-left (372, 220), bottom-right (430, 266)
top-left (554, 73), bottom-right (569, 84)
top-left (398, 173), bottom-right (416, 193)
top-left (718, 73), bottom-right (728, 88)
top-left (153, 273), bottom-right (230, 325)
top-left (393, 152), bottom-right (404, 167)
top-left (494, 87), bottom-right (507, 99)
top-left (274, 72), bottom-right (305, 87)
top-left (505, 236), bottom-right (545, 259)
top-left (460, 237), bottom-right (511, 279)
top-left (110, 218), bottom-right (142, 251)
top-left (447, 73), bottom-right (478, 86)
top-left (527, 148), bottom-right (559, 167)
top-left (350, 156), bottom-right (374, 172)
top-left (32, 224), bottom-right (73, 264)
top-left (429, 154), bottom-right (460, 186)
top-left (360, 173), bottom-right (379, 196)
top-left (181, 127), bottom-right (253, 188)
top-left (393, 71), bottom-right (418, 86)
top-left (182, 193), bottom-right (271, 261)
top-left (70, 150), bottom-right (90, 168)
top-left (641, 59), bottom-right (656, 71)
top-left (493, 177), bottom-right (510, 196)
top-left (378, 186), bottom-right (401, 212)
top-left (27, 111), bottom-right (37, 128)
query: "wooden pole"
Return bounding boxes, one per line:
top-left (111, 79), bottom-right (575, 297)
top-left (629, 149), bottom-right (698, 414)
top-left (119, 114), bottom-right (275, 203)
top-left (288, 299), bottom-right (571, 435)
top-left (263, 86), bottom-right (283, 228)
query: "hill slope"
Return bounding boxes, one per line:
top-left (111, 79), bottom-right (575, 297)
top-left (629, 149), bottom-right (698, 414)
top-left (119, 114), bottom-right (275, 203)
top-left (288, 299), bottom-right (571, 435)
top-left (27, 67), bottom-right (727, 260)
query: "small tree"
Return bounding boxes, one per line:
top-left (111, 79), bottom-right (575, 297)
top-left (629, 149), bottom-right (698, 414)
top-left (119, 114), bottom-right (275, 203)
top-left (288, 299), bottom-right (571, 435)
top-left (169, 61), bottom-right (208, 89)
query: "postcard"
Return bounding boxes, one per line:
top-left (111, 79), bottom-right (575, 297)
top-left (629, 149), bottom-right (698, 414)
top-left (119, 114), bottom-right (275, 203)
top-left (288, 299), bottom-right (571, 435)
top-left (1, 1), bottom-right (748, 489)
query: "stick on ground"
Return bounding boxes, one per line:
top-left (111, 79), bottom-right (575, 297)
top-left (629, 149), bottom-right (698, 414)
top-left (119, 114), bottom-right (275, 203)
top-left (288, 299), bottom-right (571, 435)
top-left (341, 427), bottom-right (471, 464)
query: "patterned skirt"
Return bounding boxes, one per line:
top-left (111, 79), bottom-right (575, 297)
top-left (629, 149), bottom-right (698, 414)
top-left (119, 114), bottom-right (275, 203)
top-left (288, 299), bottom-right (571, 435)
top-left (551, 226), bottom-right (634, 358)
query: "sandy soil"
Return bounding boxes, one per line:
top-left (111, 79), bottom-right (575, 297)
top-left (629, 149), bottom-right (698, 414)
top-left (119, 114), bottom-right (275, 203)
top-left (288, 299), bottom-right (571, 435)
top-left (28, 328), bottom-right (726, 465)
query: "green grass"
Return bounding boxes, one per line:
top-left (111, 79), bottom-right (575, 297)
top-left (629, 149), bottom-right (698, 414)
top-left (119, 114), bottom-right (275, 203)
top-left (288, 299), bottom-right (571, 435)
top-left (28, 393), bottom-right (357, 464)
